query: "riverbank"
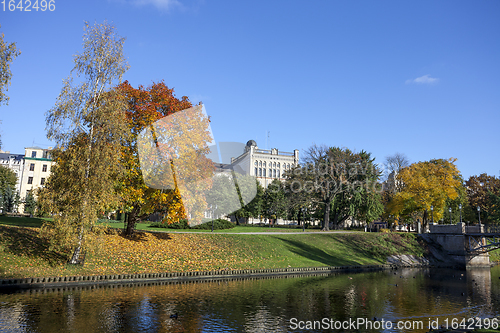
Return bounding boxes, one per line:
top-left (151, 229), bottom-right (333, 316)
top-left (1, 264), bottom-right (395, 291)
top-left (0, 222), bottom-right (430, 279)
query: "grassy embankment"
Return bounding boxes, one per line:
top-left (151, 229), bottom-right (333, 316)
top-left (0, 215), bottom-right (446, 279)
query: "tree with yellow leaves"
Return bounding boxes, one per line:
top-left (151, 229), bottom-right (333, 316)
top-left (44, 21), bottom-right (129, 264)
top-left (117, 81), bottom-right (214, 235)
top-left (389, 158), bottom-right (463, 229)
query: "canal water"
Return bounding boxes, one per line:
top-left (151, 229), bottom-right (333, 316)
top-left (1, 266), bottom-right (500, 332)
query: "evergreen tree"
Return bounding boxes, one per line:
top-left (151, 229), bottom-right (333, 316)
top-left (23, 190), bottom-right (37, 216)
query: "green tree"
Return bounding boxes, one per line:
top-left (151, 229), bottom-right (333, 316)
top-left (0, 164), bottom-right (16, 192)
top-left (23, 189), bottom-right (37, 216)
top-left (0, 166), bottom-right (18, 213)
top-left (263, 179), bottom-right (287, 223)
top-left (285, 145), bottom-right (382, 231)
top-left (488, 192), bottom-right (500, 224)
top-left (206, 174), bottom-right (240, 220)
top-left (240, 180), bottom-right (265, 222)
top-left (229, 174), bottom-right (262, 224)
top-left (327, 151), bottom-right (383, 229)
top-left (1, 186), bottom-right (20, 213)
top-left (44, 21), bottom-right (129, 263)
top-left (465, 173), bottom-right (500, 224)
top-left (0, 24), bottom-right (21, 106)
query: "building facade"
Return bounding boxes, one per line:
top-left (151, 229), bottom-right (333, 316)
top-left (19, 147), bottom-right (55, 201)
top-left (0, 151), bottom-right (25, 194)
top-left (230, 140), bottom-right (299, 188)
top-left (0, 147), bottom-right (55, 212)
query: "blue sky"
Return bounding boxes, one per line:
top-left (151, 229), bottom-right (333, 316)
top-left (1, 0), bottom-right (499, 180)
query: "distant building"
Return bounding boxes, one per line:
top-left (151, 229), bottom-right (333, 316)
top-left (0, 151), bottom-right (25, 194)
top-left (19, 147), bottom-right (56, 201)
top-left (229, 140), bottom-right (299, 188)
top-left (0, 147), bottom-right (55, 212)
top-left (207, 140), bottom-right (299, 225)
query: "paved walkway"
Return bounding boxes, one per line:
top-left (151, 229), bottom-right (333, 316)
top-left (145, 230), bottom-right (359, 235)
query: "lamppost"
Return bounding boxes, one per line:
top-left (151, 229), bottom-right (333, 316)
top-left (477, 206), bottom-right (481, 227)
top-left (430, 206), bottom-right (434, 224)
top-left (449, 207), bottom-right (452, 225)
top-left (459, 204), bottom-right (462, 223)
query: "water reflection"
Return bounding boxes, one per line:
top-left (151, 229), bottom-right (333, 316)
top-left (0, 267), bottom-right (499, 332)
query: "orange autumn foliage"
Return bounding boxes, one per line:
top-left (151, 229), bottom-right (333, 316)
top-left (117, 81), bottom-right (213, 235)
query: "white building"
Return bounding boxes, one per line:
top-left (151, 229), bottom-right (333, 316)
top-left (230, 140), bottom-right (299, 188)
top-left (19, 147), bottom-right (55, 201)
top-left (0, 151), bottom-right (24, 194)
top-left (0, 147), bottom-right (55, 212)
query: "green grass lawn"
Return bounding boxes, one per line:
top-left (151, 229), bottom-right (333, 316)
top-left (0, 215), bottom-right (50, 228)
top-left (0, 215), bottom-right (325, 233)
top-left (100, 220), bottom-right (327, 233)
top-left (0, 219), bottom-right (427, 278)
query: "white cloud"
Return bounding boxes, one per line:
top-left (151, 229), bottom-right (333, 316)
top-left (405, 74), bottom-right (439, 85)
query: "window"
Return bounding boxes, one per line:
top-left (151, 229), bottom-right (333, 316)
top-left (254, 161), bottom-right (258, 166)
top-left (40, 178), bottom-right (45, 185)
top-left (277, 163), bottom-right (280, 168)
top-left (259, 168), bottom-right (262, 176)
top-left (28, 177), bottom-right (33, 184)
top-left (29, 163), bottom-right (35, 171)
top-left (255, 167), bottom-right (258, 175)
top-left (259, 161), bottom-right (262, 167)
top-left (263, 169), bottom-right (266, 177)
top-left (42, 164), bottom-right (47, 172)
top-left (263, 161), bottom-right (266, 167)
top-left (269, 169), bottom-right (272, 177)
top-left (273, 169), bottom-right (276, 178)
top-left (277, 170), bottom-right (280, 178)
top-left (31, 151), bottom-right (36, 158)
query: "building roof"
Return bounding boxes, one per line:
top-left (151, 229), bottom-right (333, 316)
top-left (246, 140), bottom-right (257, 147)
top-left (24, 146), bottom-right (46, 150)
top-left (0, 153), bottom-right (24, 161)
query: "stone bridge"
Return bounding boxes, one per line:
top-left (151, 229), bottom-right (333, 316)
top-left (420, 222), bottom-right (500, 268)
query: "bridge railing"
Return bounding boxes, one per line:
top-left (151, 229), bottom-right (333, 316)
top-left (485, 225), bottom-right (500, 234)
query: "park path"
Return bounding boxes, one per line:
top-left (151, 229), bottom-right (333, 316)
top-left (149, 230), bottom-right (358, 235)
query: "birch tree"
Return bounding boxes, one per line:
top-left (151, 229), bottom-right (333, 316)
top-left (0, 24), bottom-right (21, 106)
top-left (44, 21), bottom-right (129, 264)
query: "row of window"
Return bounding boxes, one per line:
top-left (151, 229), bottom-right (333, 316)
top-left (255, 168), bottom-right (281, 178)
top-left (27, 177), bottom-right (45, 185)
top-left (30, 151), bottom-right (50, 159)
top-left (29, 163), bottom-right (49, 172)
top-left (254, 160), bottom-right (292, 170)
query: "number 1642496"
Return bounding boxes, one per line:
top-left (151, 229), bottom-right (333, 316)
top-left (2, 0), bottom-right (55, 11)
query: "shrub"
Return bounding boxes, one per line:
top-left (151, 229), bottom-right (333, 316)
top-left (192, 219), bottom-right (235, 230)
top-left (149, 218), bottom-right (235, 230)
top-left (380, 228), bottom-right (391, 233)
top-left (149, 219), bottom-right (190, 229)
